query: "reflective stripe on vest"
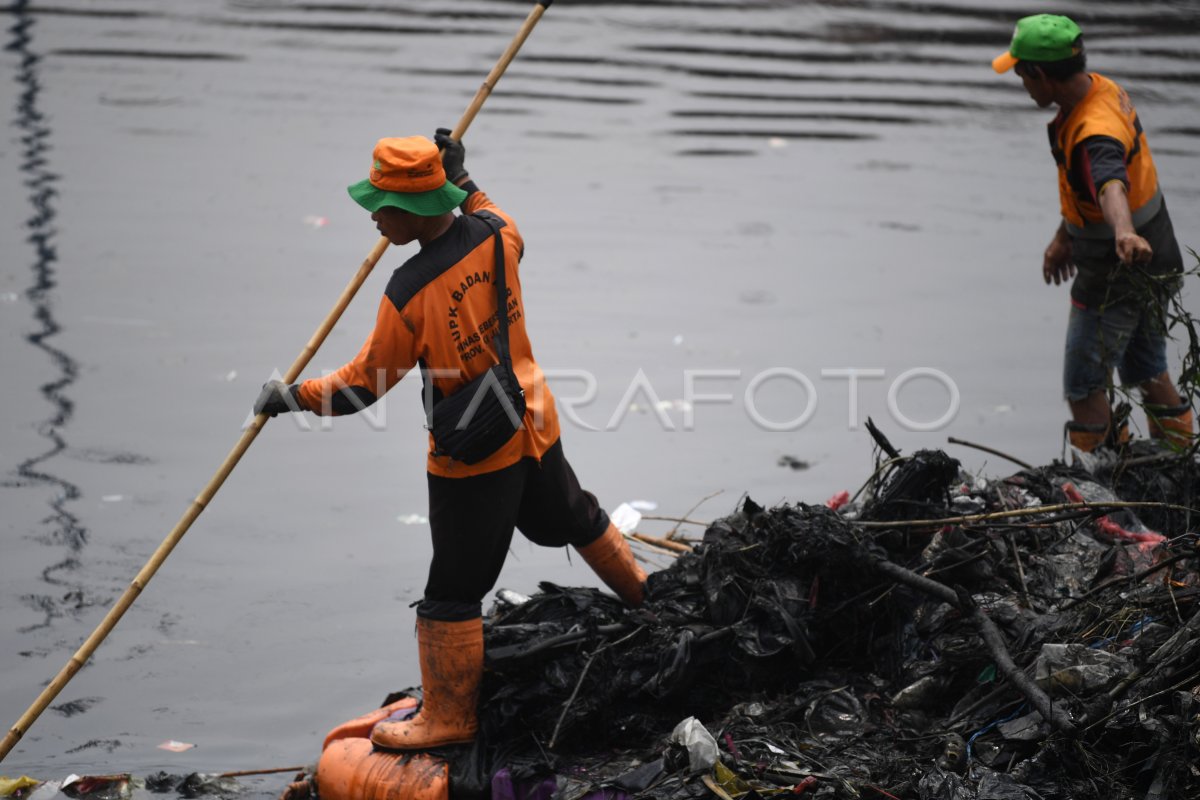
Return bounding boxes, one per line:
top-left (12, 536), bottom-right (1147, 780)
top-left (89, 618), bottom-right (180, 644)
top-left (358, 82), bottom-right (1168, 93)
top-left (1065, 186), bottom-right (1163, 240)
top-left (1052, 73), bottom-right (1160, 232)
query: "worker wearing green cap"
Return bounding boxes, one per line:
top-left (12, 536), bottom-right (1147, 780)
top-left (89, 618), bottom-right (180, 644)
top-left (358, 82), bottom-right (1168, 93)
top-left (994, 14), bottom-right (1191, 452)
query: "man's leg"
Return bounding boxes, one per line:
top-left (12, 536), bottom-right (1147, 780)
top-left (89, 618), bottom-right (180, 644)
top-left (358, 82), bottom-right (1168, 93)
top-left (1064, 303), bottom-right (1136, 451)
top-left (1118, 297), bottom-right (1193, 446)
top-left (1140, 371), bottom-right (1183, 407)
top-left (516, 440), bottom-right (647, 606)
top-left (1140, 372), bottom-right (1192, 445)
top-left (371, 462), bottom-right (527, 751)
top-left (1068, 391), bottom-right (1111, 426)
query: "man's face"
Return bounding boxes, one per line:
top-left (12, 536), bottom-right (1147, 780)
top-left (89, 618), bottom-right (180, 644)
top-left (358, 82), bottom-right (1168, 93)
top-left (1017, 64), bottom-right (1054, 108)
top-left (372, 206), bottom-right (420, 245)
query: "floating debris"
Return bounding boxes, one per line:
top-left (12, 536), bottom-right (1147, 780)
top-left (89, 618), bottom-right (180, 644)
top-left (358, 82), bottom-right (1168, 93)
top-left (777, 454), bottom-right (810, 471)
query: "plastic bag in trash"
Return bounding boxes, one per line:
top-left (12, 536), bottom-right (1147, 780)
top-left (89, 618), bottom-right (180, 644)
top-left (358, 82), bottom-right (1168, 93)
top-left (1034, 642), bottom-right (1132, 696)
top-left (975, 767), bottom-right (1038, 800)
top-left (997, 711), bottom-right (1046, 742)
top-left (668, 717), bottom-right (718, 773)
top-left (61, 775), bottom-right (132, 800)
top-left (609, 503), bottom-right (641, 535)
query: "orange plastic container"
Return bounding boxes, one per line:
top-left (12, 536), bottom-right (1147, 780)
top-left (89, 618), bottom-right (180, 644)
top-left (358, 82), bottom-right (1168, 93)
top-left (323, 698), bottom-right (420, 751)
top-left (315, 700), bottom-right (449, 800)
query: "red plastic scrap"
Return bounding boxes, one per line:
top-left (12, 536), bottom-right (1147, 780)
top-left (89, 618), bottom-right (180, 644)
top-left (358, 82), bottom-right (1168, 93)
top-left (826, 490), bottom-right (850, 511)
top-left (865, 786), bottom-right (902, 800)
top-left (791, 776), bottom-right (818, 794)
top-left (722, 732), bottom-right (741, 762)
top-left (1061, 483), bottom-right (1166, 545)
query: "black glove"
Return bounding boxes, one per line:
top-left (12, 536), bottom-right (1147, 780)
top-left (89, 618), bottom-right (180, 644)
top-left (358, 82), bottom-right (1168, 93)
top-left (254, 380), bottom-right (303, 417)
top-left (434, 127), bottom-right (469, 184)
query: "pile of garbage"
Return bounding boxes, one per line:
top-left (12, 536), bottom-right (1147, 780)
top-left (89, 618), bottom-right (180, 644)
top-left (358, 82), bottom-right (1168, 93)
top-left (447, 438), bottom-right (1200, 800)
top-left (6, 438), bottom-right (1198, 800)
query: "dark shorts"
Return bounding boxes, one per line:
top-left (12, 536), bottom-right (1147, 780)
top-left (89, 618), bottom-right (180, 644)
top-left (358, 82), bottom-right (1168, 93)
top-left (420, 439), bottom-right (610, 621)
top-left (1063, 298), bottom-right (1170, 402)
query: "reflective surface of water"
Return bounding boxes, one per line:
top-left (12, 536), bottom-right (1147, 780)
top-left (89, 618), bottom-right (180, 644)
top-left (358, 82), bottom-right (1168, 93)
top-left (2, 0), bottom-right (1198, 784)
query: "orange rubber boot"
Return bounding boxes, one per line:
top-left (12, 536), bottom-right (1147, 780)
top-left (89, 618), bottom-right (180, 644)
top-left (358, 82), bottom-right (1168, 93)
top-left (1065, 421), bottom-right (1110, 453)
top-left (322, 697), bottom-right (419, 751)
top-left (575, 523), bottom-right (647, 607)
top-left (370, 617), bottom-right (482, 751)
top-left (1147, 404), bottom-right (1194, 448)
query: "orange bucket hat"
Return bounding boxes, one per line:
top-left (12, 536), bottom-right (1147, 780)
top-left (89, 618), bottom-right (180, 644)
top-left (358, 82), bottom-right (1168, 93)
top-left (347, 136), bottom-right (467, 216)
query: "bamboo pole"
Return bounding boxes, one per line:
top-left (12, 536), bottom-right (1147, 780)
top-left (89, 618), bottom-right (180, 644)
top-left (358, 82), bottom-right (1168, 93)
top-left (0, 0), bottom-right (553, 764)
top-left (451, 1), bottom-right (552, 140)
top-left (218, 767), bottom-right (307, 779)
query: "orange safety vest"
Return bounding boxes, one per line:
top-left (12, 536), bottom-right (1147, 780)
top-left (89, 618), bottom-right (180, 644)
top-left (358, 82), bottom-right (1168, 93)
top-left (297, 190), bottom-right (561, 478)
top-left (1050, 72), bottom-right (1162, 239)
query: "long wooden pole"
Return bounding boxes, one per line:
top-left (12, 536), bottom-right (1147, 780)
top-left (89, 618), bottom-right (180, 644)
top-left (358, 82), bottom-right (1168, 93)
top-left (0, 0), bottom-right (553, 764)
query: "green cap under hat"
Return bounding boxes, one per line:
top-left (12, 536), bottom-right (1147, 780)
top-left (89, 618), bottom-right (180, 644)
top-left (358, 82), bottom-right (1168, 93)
top-left (992, 14), bottom-right (1083, 73)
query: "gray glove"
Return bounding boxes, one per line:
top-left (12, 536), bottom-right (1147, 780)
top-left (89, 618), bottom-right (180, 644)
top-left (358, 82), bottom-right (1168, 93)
top-left (434, 128), bottom-right (468, 184)
top-left (254, 380), bottom-right (304, 417)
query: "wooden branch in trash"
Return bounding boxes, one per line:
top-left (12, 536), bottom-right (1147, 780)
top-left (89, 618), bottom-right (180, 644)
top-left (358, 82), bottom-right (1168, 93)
top-left (969, 605), bottom-right (1075, 735)
top-left (1007, 532), bottom-right (1031, 608)
top-left (854, 500), bottom-right (1199, 529)
top-left (548, 624), bottom-right (644, 750)
top-left (1060, 551), bottom-right (1197, 611)
top-left (548, 647), bottom-right (600, 750)
top-left (868, 556), bottom-right (1077, 736)
top-left (642, 515), bottom-right (709, 528)
top-left (666, 488), bottom-right (724, 539)
top-left (1120, 451), bottom-right (1193, 468)
top-left (1106, 606), bottom-right (1200, 707)
top-left (627, 534), bottom-right (684, 558)
top-left (489, 622), bottom-right (632, 663)
top-left (218, 767), bottom-right (307, 778)
top-left (946, 437), bottom-right (1033, 471)
top-left (631, 532), bottom-right (694, 553)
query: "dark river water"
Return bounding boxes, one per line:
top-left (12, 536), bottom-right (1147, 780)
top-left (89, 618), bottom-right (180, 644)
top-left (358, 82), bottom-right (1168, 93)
top-left (2, 0), bottom-right (1199, 790)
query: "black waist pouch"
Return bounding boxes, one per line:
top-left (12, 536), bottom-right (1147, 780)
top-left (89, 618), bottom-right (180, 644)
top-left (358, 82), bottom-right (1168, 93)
top-left (429, 363), bottom-right (526, 464)
top-left (428, 214), bottom-right (526, 464)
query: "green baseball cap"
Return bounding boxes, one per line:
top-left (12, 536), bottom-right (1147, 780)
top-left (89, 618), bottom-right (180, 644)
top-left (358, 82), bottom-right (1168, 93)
top-left (992, 14), bottom-right (1083, 73)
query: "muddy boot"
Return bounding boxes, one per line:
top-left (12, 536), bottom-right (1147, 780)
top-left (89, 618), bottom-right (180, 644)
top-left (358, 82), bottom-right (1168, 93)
top-left (322, 697), bottom-right (419, 750)
top-left (575, 523), bottom-right (647, 607)
top-left (1147, 402), bottom-right (1194, 448)
top-left (1066, 420), bottom-right (1108, 453)
top-left (370, 616), bottom-right (482, 750)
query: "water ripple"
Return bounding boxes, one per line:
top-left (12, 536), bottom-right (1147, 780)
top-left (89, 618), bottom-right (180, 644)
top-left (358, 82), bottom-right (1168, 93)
top-left (6, 4), bottom-right (85, 551)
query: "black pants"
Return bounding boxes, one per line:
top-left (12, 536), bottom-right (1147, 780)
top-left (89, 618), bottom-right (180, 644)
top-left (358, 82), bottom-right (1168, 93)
top-left (420, 439), bottom-right (610, 621)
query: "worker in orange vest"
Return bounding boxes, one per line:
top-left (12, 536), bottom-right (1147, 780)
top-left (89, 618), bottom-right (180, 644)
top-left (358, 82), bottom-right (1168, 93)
top-left (255, 132), bottom-right (646, 751)
top-left (994, 14), bottom-right (1191, 452)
